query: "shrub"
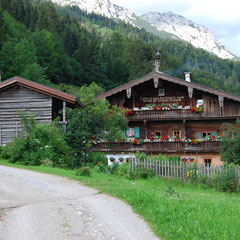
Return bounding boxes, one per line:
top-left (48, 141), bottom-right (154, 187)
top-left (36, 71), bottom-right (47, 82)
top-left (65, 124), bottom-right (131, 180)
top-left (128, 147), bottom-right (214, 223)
top-left (0, 145), bottom-right (3, 155)
top-left (130, 168), bottom-right (154, 180)
top-left (87, 152), bottom-right (108, 166)
top-left (214, 169), bottom-right (239, 192)
top-left (115, 163), bottom-right (130, 177)
top-left (75, 166), bottom-right (92, 176)
top-left (95, 163), bottom-right (110, 173)
top-left (1, 115), bottom-right (74, 169)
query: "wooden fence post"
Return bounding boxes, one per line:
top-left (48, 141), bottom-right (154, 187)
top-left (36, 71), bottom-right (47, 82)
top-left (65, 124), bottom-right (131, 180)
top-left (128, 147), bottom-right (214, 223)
top-left (0, 123), bottom-right (1, 145)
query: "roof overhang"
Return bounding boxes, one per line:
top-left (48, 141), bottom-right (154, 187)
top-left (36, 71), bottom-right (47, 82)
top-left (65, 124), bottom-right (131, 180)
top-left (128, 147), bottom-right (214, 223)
top-left (96, 70), bottom-right (240, 102)
top-left (0, 76), bottom-right (83, 106)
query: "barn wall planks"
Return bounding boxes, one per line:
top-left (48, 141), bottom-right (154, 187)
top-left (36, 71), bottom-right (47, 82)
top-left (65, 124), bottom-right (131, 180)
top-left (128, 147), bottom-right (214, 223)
top-left (0, 85), bottom-right (52, 145)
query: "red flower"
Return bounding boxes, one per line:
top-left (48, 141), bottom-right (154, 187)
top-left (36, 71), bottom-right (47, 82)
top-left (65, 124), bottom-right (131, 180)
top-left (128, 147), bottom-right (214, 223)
top-left (162, 136), bottom-right (168, 141)
top-left (126, 109), bottom-right (134, 116)
top-left (190, 107), bottom-right (197, 113)
top-left (98, 161), bottom-right (101, 165)
top-left (132, 139), bottom-right (139, 145)
top-left (149, 136), bottom-right (153, 141)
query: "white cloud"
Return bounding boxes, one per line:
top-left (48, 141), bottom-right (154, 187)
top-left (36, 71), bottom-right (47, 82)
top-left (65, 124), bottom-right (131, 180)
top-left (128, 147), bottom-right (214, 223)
top-left (183, 0), bottom-right (240, 23)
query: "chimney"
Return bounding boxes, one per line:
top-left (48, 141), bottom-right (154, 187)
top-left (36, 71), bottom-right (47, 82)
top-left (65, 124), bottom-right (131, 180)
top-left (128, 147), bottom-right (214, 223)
top-left (0, 71), bottom-right (2, 83)
top-left (184, 72), bottom-right (191, 82)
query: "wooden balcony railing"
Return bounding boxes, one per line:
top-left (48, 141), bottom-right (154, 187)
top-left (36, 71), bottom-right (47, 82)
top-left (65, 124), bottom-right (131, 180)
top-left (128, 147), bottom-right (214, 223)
top-left (126, 109), bottom-right (205, 120)
top-left (90, 141), bottom-right (221, 153)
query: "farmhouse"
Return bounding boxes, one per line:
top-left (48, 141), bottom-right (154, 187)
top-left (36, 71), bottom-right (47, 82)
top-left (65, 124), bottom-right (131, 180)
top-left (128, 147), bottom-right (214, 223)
top-left (0, 76), bottom-right (81, 145)
top-left (91, 52), bottom-right (240, 166)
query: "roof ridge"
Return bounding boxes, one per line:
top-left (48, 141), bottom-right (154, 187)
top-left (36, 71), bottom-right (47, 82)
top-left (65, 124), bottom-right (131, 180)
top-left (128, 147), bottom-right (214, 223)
top-left (0, 76), bottom-right (79, 104)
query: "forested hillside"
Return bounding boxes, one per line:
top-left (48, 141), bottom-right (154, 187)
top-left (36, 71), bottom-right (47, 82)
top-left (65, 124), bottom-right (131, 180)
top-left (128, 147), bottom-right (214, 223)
top-left (0, 0), bottom-right (240, 95)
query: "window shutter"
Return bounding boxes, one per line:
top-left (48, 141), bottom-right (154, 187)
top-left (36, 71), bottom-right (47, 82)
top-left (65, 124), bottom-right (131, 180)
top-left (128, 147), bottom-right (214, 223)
top-left (212, 131), bottom-right (217, 136)
top-left (135, 127), bottom-right (140, 138)
top-left (122, 130), bottom-right (126, 137)
top-left (196, 132), bottom-right (202, 139)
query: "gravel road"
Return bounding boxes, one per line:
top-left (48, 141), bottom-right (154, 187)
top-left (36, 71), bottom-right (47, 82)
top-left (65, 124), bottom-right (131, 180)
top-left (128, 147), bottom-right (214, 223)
top-left (0, 165), bottom-right (159, 240)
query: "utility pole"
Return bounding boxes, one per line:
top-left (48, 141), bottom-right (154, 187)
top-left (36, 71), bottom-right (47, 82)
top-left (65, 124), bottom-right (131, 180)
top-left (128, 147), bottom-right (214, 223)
top-left (0, 71), bottom-right (2, 83)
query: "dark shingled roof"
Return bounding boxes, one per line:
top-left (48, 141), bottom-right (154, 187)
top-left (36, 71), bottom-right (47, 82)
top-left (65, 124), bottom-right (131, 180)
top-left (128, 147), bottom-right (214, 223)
top-left (96, 69), bottom-right (240, 102)
top-left (0, 76), bottom-right (82, 106)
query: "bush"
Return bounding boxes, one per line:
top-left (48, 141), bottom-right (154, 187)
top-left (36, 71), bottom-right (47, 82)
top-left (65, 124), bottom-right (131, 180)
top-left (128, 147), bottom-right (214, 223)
top-left (75, 166), bottom-right (92, 176)
top-left (188, 165), bottom-right (239, 193)
top-left (95, 163), bottom-right (110, 173)
top-left (1, 115), bottom-right (74, 169)
top-left (0, 145), bottom-right (4, 157)
top-left (214, 169), bottom-right (239, 192)
top-left (86, 152), bottom-right (108, 166)
top-left (115, 163), bottom-right (130, 177)
top-left (130, 168), bottom-right (154, 180)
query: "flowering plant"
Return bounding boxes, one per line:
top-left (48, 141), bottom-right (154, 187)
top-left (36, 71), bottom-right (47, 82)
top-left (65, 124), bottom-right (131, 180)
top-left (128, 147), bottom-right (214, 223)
top-left (110, 157), bottom-right (115, 162)
top-left (189, 107), bottom-right (203, 113)
top-left (90, 135), bottom-right (222, 145)
top-left (191, 139), bottom-right (202, 145)
top-left (130, 139), bottom-right (144, 145)
top-left (125, 109), bottom-right (134, 116)
top-left (88, 140), bottom-right (97, 146)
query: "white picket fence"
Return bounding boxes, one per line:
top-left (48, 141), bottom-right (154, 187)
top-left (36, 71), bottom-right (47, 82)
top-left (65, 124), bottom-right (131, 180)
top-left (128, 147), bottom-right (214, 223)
top-left (129, 158), bottom-right (240, 180)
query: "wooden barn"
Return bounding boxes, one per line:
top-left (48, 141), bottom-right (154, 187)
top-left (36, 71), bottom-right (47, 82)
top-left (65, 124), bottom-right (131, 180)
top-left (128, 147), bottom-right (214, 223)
top-left (91, 52), bottom-right (240, 166)
top-left (0, 76), bottom-right (81, 145)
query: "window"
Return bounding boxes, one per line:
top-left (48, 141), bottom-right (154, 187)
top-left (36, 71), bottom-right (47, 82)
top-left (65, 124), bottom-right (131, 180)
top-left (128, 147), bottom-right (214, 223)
top-left (155, 131), bottom-right (162, 137)
top-left (204, 159), bottom-right (212, 167)
top-left (126, 127), bottom-right (140, 138)
top-left (197, 131), bottom-right (218, 139)
top-left (173, 130), bottom-right (181, 138)
top-left (158, 88), bottom-right (165, 96)
top-left (202, 132), bottom-right (211, 138)
top-left (197, 99), bottom-right (204, 107)
top-left (126, 128), bottom-right (135, 137)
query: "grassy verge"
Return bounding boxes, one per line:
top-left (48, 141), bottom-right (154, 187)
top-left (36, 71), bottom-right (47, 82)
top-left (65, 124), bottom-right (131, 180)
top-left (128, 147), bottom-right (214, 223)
top-left (1, 159), bottom-right (240, 240)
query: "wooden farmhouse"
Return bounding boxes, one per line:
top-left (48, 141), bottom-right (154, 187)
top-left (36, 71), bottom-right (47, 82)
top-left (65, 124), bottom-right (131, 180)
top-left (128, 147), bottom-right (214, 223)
top-left (91, 52), bottom-right (240, 166)
top-left (0, 76), bottom-right (81, 145)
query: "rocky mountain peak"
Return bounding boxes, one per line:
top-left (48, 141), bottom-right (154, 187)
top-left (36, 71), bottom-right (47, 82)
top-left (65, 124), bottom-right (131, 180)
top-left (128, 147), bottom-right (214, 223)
top-left (141, 12), bottom-right (235, 59)
top-left (51, 0), bottom-right (235, 60)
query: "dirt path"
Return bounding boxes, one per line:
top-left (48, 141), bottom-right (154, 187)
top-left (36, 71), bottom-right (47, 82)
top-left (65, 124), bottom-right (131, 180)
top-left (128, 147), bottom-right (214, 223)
top-left (0, 165), bottom-right (159, 240)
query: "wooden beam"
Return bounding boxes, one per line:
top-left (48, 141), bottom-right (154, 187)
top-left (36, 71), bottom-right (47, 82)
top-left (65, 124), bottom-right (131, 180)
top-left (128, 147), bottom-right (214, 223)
top-left (218, 96), bottom-right (224, 116)
top-left (63, 101), bottom-right (66, 122)
top-left (183, 120), bottom-right (187, 140)
top-left (144, 120), bottom-right (148, 139)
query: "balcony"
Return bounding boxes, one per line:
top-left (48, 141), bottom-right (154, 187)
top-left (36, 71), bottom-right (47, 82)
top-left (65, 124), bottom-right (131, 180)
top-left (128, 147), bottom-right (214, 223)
top-left (90, 141), bottom-right (221, 153)
top-left (126, 109), bottom-right (204, 121)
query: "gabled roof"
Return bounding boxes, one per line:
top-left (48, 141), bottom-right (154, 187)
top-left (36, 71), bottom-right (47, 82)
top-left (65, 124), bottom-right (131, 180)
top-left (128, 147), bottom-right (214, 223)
top-left (0, 76), bottom-right (82, 106)
top-left (96, 70), bottom-right (240, 102)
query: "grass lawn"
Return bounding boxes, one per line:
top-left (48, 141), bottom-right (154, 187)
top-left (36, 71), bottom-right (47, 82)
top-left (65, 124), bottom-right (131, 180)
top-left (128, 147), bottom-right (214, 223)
top-left (0, 159), bottom-right (239, 240)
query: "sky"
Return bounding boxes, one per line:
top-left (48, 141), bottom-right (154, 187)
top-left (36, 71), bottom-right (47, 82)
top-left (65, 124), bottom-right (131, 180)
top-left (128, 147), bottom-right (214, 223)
top-left (112, 0), bottom-right (240, 57)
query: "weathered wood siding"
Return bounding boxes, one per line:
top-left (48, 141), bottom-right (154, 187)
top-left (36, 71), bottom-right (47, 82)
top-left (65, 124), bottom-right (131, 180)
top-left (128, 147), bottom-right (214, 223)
top-left (0, 85), bottom-right (52, 145)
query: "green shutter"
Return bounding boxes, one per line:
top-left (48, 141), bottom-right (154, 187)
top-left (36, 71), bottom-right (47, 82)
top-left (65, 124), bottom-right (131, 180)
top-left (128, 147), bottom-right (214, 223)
top-left (196, 132), bottom-right (202, 139)
top-left (135, 127), bottom-right (140, 138)
top-left (122, 130), bottom-right (126, 137)
top-left (212, 131), bottom-right (217, 136)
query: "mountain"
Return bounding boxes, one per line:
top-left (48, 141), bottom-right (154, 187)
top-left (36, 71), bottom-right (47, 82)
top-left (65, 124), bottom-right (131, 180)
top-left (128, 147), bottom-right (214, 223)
top-left (52, 0), bottom-right (235, 60)
top-left (140, 12), bottom-right (235, 60)
top-left (52, 0), bottom-right (138, 26)
top-left (52, 0), bottom-right (179, 39)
